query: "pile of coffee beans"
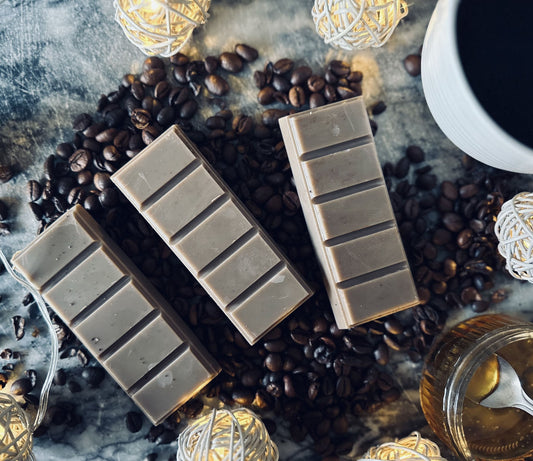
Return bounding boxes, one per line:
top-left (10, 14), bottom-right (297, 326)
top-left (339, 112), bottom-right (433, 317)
top-left (14, 43), bottom-right (520, 460)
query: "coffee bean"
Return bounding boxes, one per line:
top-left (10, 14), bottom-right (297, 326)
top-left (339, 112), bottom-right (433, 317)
top-left (262, 109), bottom-right (287, 127)
top-left (290, 66), bottom-right (312, 86)
top-left (82, 367), bottom-right (105, 386)
top-left (69, 149), bottom-right (91, 173)
top-left (10, 377), bottom-right (33, 396)
top-left (289, 86), bottom-right (306, 107)
top-left (272, 75), bottom-right (290, 93)
top-left (416, 173), bottom-right (437, 190)
top-left (403, 54), bottom-right (421, 76)
top-left (442, 212), bottom-right (464, 232)
top-left (307, 75), bottom-right (325, 93)
top-left (56, 142), bottom-right (74, 159)
top-left (235, 43), bottom-right (258, 62)
top-left (457, 228), bottom-right (473, 249)
top-left (219, 52), bottom-right (243, 73)
top-left (337, 86), bottom-right (358, 99)
top-left (329, 60), bottom-right (350, 77)
top-left (53, 369), bottom-right (66, 386)
top-left (140, 68), bottom-right (166, 86)
top-left (179, 100), bottom-right (198, 119)
top-left (394, 157), bottom-right (410, 178)
top-left (257, 86), bottom-right (275, 105)
top-left (459, 184), bottom-right (479, 199)
top-left (72, 113), bottom-right (92, 132)
top-left (0, 200), bottom-right (7, 221)
top-left (273, 58), bottom-right (293, 75)
top-left (309, 92), bottom-right (326, 108)
top-left (125, 411), bottom-right (143, 433)
top-left (232, 115), bottom-right (253, 136)
top-left (27, 180), bottom-right (42, 201)
top-left (406, 145), bottom-right (425, 163)
top-left (441, 180), bottom-right (458, 200)
top-left (253, 70), bottom-right (267, 89)
top-left (204, 74), bottom-right (230, 96)
top-left (371, 101), bottom-right (387, 115)
top-left (99, 187), bottom-right (119, 208)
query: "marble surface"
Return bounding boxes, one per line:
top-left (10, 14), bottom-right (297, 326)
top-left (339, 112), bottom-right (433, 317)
top-left (1, 0), bottom-right (533, 460)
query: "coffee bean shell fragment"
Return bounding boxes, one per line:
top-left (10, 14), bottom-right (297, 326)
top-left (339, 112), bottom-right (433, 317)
top-left (0, 165), bottom-right (14, 183)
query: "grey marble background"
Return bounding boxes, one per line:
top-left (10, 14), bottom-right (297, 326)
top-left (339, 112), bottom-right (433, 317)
top-left (0, 0), bottom-right (532, 460)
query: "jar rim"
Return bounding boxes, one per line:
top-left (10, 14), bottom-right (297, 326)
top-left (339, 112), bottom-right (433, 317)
top-left (444, 322), bottom-right (533, 459)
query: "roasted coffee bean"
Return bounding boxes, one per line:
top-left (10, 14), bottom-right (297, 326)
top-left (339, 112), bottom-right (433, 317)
top-left (441, 180), bottom-right (458, 200)
top-left (394, 157), bottom-right (410, 178)
top-left (27, 180), bottom-right (42, 202)
top-left (125, 411), bottom-right (143, 433)
top-left (232, 115), bottom-right (253, 136)
top-left (406, 145), bottom-right (425, 163)
top-left (416, 173), bottom-right (437, 190)
top-left (257, 86), bottom-right (275, 105)
top-left (253, 70), bottom-right (267, 89)
top-left (289, 86), bottom-right (306, 107)
top-left (140, 68), bottom-right (166, 86)
top-left (99, 187), bottom-right (119, 208)
top-left (219, 52), bottom-right (243, 73)
top-left (179, 100), bottom-right (198, 119)
top-left (290, 66), bottom-right (312, 86)
top-left (0, 200), bottom-right (7, 221)
top-left (403, 54), bottom-right (421, 76)
top-left (10, 377), bottom-right (33, 396)
top-left (53, 369), bottom-right (67, 386)
top-left (67, 187), bottom-right (86, 206)
top-left (307, 75), bottom-right (325, 93)
top-left (329, 60), bottom-right (350, 77)
top-left (262, 109), bottom-right (287, 127)
top-left (273, 58), bottom-right (293, 75)
top-left (272, 75), bottom-right (290, 93)
top-left (264, 353), bottom-right (282, 372)
top-left (77, 170), bottom-right (93, 186)
top-left (457, 228), bottom-right (474, 249)
top-left (69, 149), bottom-right (91, 173)
top-left (371, 100), bottom-right (387, 115)
top-left (131, 108), bottom-right (151, 130)
top-left (56, 142), bottom-right (74, 159)
top-left (235, 43), bottom-right (258, 62)
top-left (442, 212), bottom-right (464, 232)
top-left (12, 315), bottom-right (25, 340)
top-left (309, 92), bottom-right (326, 108)
top-left (72, 113), bottom-right (92, 131)
top-left (155, 106), bottom-right (175, 126)
top-left (204, 74), bottom-right (230, 96)
top-left (337, 86), bottom-right (358, 99)
top-left (459, 184), bottom-right (479, 199)
top-left (81, 367), bottom-right (105, 386)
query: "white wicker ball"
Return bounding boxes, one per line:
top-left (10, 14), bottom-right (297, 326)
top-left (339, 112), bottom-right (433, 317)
top-left (114, 0), bottom-right (211, 57)
top-left (312, 0), bottom-right (408, 51)
top-left (0, 393), bottom-right (32, 461)
top-left (495, 192), bottom-right (533, 282)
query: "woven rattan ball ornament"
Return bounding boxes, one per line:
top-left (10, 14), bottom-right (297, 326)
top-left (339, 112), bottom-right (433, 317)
top-left (176, 407), bottom-right (278, 461)
top-left (356, 432), bottom-right (447, 461)
top-left (0, 393), bottom-right (32, 461)
top-left (114, 0), bottom-right (211, 57)
top-left (312, 0), bottom-right (408, 51)
top-left (495, 192), bottom-right (533, 282)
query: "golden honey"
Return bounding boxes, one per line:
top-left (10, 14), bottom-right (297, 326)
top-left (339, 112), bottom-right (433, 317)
top-left (420, 315), bottom-right (533, 460)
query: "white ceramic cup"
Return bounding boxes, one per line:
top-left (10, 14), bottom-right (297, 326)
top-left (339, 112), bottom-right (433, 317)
top-left (421, 0), bottom-right (533, 173)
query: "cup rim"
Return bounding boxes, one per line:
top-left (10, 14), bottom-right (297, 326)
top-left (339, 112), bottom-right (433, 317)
top-left (423, 0), bottom-right (533, 162)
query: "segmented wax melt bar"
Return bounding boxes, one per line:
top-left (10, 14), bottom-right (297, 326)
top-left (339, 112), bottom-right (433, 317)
top-left (12, 205), bottom-right (220, 425)
top-left (111, 125), bottom-right (313, 345)
top-left (279, 98), bottom-right (418, 329)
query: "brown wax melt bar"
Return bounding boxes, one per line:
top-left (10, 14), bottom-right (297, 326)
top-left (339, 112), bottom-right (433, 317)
top-left (12, 205), bottom-right (220, 425)
top-left (111, 125), bottom-right (313, 345)
top-left (279, 98), bottom-right (418, 329)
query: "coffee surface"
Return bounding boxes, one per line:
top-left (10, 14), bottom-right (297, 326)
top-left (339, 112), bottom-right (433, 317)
top-left (457, 0), bottom-right (533, 148)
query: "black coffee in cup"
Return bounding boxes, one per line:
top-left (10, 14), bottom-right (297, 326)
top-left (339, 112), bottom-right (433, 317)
top-left (456, 0), bottom-right (533, 149)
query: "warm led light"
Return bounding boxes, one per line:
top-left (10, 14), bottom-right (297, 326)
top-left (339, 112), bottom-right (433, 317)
top-left (312, 0), bottom-right (408, 50)
top-left (176, 408), bottom-right (278, 461)
top-left (114, 0), bottom-right (211, 57)
top-left (495, 192), bottom-right (533, 282)
top-left (0, 393), bottom-right (32, 461)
